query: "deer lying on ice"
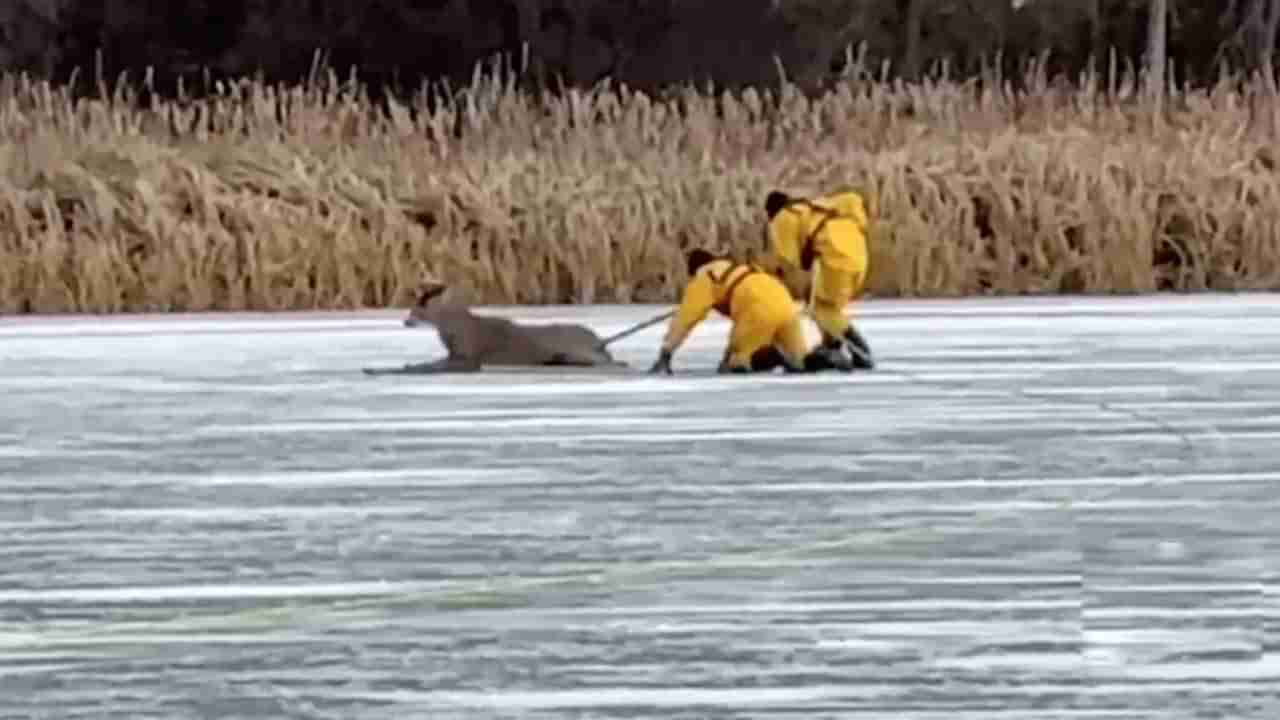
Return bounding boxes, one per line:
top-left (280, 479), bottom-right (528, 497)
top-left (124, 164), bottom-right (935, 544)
top-left (364, 283), bottom-right (627, 374)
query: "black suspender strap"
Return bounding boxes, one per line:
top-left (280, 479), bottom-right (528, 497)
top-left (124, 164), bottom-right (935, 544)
top-left (711, 263), bottom-right (760, 316)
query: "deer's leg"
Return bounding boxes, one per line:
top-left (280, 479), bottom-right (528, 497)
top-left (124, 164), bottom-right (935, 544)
top-left (400, 355), bottom-right (481, 373)
top-left (545, 345), bottom-right (611, 366)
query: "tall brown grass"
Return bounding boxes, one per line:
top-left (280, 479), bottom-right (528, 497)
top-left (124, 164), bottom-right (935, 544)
top-left (2, 56), bottom-right (1280, 314)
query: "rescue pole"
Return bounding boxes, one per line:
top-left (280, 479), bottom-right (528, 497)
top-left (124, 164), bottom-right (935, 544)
top-left (597, 310), bottom-right (675, 348)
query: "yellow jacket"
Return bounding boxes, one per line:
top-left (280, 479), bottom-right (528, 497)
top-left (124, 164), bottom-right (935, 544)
top-left (662, 258), bottom-right (768, 353)
top-left (767, 190), bottom-right (869, 274)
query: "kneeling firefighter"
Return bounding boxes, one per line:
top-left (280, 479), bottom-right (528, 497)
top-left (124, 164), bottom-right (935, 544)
top-left (648, 249), bottom-right (852, 375)
top-left (763, 188), bottom-right (875, 369)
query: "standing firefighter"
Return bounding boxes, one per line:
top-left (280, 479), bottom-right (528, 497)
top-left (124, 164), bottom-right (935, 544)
top-left (649, 249), bottom-right (852, 375)
top-left (763, 188), bottom-right (876, 369)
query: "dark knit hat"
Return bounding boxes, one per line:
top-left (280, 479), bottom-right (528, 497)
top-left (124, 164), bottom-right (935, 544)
top-left (686, 248), bottom-right (715, 277)
top-left (765, 190), bottom-right (790, 219)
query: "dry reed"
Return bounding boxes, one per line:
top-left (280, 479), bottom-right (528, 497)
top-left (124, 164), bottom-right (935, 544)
top-left (2, 56), bottom-right (1280, 314)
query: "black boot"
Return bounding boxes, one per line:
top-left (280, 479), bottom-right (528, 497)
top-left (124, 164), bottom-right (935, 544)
top-left (842, 326), bottom-right (875, 370)
top-left (824, 335), bottom-right (855, 371)
top-left (750, 347), bottom-right (787, 372)
top-left (719, 347), bottom-right (782, 374)
top-left (801, 344), bottom-right (854, 372)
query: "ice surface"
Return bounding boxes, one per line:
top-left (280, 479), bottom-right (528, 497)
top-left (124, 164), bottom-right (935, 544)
top-left (1, 295), bottom-right (1279, 719)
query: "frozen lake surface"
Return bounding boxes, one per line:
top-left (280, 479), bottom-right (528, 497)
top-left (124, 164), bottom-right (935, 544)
top-left (2, 294), bottom-right (1279, 719)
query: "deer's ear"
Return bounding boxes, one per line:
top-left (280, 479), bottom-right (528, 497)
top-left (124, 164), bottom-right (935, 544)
top-left (417, 283), bottom-right (447, 306)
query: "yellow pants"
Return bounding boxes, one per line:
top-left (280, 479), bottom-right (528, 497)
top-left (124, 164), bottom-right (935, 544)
top-left (810, 259), bottom-right (867, 342)
top-left (721, 275), bottom-right (811, 371)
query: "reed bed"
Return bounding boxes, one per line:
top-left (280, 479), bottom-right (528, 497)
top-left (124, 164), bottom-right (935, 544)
top-left (2, 58), bottom-right (1280, 314)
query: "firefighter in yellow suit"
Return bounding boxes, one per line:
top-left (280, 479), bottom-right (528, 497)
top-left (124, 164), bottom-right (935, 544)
top-left (763, 189), bottom-right (875, 370)
top-left (649, 249), bottom-right (852, 375)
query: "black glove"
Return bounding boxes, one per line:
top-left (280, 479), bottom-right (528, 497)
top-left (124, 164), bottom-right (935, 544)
top-left (648, 348), bottom-right (673, 375)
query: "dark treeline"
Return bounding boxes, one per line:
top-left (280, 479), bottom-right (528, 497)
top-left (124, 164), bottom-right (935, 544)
top-left (0, 1), bottom-right (1276, 99)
